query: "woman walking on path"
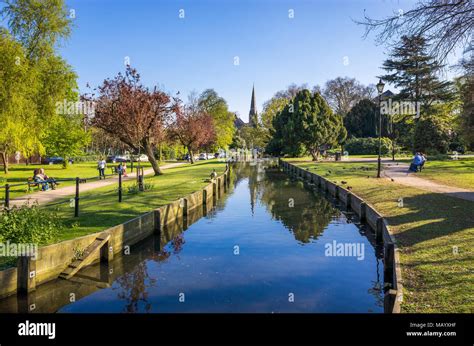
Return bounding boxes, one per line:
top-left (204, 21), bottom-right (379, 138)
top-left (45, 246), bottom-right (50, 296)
top-left (97, 158), bottom-right (106, 180)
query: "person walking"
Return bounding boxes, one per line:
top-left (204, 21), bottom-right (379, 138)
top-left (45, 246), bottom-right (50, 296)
top-left (97, 158), bottom-right (106, 180)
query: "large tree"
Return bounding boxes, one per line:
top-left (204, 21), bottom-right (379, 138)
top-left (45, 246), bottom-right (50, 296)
top-left (197, 89), bottom-right (234, 149)
top-left (1, 0), bottom-right (72, 59)
top-left (268, 90), bottom-right (346, 160)
top-left (358, 0), bottom-right (473, 62)
top-left (344, 99), bottom-right (379, 138)
top-left (323, 77), bottom-right (373, 117)
top-left (1, 0), bottom-right (79, 171)
top-left (92, 66), bottom-right (172, 175)
top-left (169, 96), bottom-right (216, 164)
top-left (381, 35), bottom-right (454, 110)
top-left (0, 30), bottom-right (39, 173)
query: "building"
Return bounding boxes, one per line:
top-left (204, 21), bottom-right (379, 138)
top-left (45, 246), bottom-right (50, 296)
top-left (248, 84), bottom-right (258, 127)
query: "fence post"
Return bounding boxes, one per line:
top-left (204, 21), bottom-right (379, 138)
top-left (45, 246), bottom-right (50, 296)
top-left (5, 183), bottom-right (10, 209)
top-left (74, 177), bottom-right (80, 217)
top-left (138, 167), bottom-right (144, 191)
top-left (118, 171), bottom-right (123, 202)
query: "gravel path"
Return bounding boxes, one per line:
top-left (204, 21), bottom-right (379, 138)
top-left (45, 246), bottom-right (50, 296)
top-left (382, 162), bottom-right (474, 202)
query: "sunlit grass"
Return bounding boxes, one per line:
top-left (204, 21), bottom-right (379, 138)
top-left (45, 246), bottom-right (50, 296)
top-left (45, 160), bottom-right (226, 241)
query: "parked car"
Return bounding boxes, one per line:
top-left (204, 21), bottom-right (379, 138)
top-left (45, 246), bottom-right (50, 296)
top-left (199, 153), bottom-right (208, 160)
top-left (132, 154), bottom-right (149, 162)
top-left (106, 155), bottom-right (128, 163)
top-left (41, 157), bottom-right (73, 165)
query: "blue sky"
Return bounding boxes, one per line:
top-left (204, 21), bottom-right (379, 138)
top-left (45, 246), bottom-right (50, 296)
top-left (53, 0), bottom-right (460, 121)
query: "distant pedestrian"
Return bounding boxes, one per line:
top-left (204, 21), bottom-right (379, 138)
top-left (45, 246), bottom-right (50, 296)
top-left (97, 158), bottom-right (106, 180)
top-left (122, 162), bottom-right (128, 177)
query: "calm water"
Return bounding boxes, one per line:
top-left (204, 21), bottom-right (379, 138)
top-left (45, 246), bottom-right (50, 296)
top-left (0, 160), bottom-right (384, 313)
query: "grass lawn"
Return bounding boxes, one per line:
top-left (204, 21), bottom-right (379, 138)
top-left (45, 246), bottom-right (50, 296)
top-left (44, 160), bottom-right (226, 242)
top-left (415, 158), bottom-right (474, 190)
top-left (290, 155), bottom-right (474, 190)
top-left (288, 159), bottom-right (474, 313)
top-left (0, 161), bottom-right (155, 200)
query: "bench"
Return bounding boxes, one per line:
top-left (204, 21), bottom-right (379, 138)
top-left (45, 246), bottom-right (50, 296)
top-left (27, 177), bottom-right (42, 192)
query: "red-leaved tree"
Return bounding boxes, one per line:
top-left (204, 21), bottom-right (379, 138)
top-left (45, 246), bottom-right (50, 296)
top-left (90, 66), bottom-right (172, 175)
top-left (170, 97), bottom-right (216, 164)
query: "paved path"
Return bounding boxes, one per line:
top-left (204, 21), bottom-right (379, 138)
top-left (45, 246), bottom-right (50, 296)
top-left (382, 162), bottom-right (474, 202)
top-left (10, 162), bottom-right (186, 207)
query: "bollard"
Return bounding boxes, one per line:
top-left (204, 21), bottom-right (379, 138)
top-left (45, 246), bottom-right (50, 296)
top-left (5, 183), bottom-right (10, 209)
top-left (118, 172), bottom-right (123, 202)
top-left (74, 177), bottom-right (80, 217)
top-left (17, 255), bottom-right (36, 294)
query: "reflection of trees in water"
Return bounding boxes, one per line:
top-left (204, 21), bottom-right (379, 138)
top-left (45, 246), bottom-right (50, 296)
top-left (116, 262), bottom-right (156, 313)
top-left (239, 161), bottom-right (337, 244)
top-left (115, 232), bottom-right (187, 312)
top-left (367, 258), bottom-right (384, 309)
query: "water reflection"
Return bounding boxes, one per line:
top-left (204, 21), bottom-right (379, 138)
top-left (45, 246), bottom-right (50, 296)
top-left (0, 159), bottom-right (384, 313)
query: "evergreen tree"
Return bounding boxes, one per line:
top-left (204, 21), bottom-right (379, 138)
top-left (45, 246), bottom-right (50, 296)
top-left (268, 90), bottom-right (345, 160)
top-left (381, 35), bottom-right (454, 111)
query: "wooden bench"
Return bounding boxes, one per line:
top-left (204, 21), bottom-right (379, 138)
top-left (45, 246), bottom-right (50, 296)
top-left (27, 177), bottom-right (42, 192)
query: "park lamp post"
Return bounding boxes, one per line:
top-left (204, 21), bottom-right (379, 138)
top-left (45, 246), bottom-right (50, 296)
top-left (376, 79), bottom-right (385, 178)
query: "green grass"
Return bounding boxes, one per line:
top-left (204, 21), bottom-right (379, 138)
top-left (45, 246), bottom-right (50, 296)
top-left (288, 155), bottom-right (474, 190)
top-left (289, 159), bottom-right (474, 313)
top-left (415, 158), bottom-right (474, 190)
top-left (44, 160), bottom-right (226, 242)
top-left (0, 161), bottom-right (156, 200)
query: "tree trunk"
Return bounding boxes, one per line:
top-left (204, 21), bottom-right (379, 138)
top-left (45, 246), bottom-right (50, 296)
top-left (188, 148), bottom-right (195, 164)
top-left (1, 152), bottom-right (8, 174)
top-left (144, 139), bottom-right (162, 175)
top-left (310, 149), bottom-right (318, 161)
top-left (392, 139), bottom-right (396, 161)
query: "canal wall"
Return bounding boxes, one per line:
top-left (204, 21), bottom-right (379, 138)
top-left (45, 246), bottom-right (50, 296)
top-left (0, 165), bottom-right (231, 300)
top-left (279, 159), bottom-right (403, 314)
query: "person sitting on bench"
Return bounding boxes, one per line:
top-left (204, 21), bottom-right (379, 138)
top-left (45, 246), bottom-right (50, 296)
top-left (408, 152), bottom-right (425, 173)
top-left (38, 168), bottom-right (59, 190)
top-left (33, 169), bottom-right (49, 191)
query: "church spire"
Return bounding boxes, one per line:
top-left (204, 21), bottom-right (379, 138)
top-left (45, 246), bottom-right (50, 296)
top-left (249, 84), bottom-right (258, 127)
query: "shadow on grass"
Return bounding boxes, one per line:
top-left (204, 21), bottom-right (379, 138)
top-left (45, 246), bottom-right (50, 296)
top-left (384, 192), bottom-right (473, 247)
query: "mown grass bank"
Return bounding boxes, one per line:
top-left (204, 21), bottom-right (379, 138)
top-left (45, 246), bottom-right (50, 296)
top-left (46, 160), bottom-right (226, 242)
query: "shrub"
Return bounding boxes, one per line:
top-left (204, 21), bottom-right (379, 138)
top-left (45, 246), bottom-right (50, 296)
top-left (344, 137), bottom-right (392, 155)
top-left (126, 182), bottom-right (155, 194)
top-left (0, 204), bottom-right (62, 245)
top-left (71, 155), bottom-right (102, 163)
top-left (414, 117), bottom-right (451, 154)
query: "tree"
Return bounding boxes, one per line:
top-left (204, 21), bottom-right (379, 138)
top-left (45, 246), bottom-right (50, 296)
top-left (458, 48), bottom-right (474, 149)
top-left (260, 97), bottom-right (289, 132)
top-left (239, 125), bottom-right (270, 150)
top-left (344, 98), bottom-right (391, 143)
top-left (91, 66), bottom-right (172, 175)
top-left (0, 30), bottom-right (39, 173)
top-left (169, 96), bottom-right (216, 164)
top-left (1, 0), bottom-right (78, 171)
top-left (323, 77), bottom-right (374, 117)
top-left (268, 90), bottom-right (346, 160)
top-left (414, 116), bottom-right (451, 153)
top-left (358, 0), bottom-right (473, 62)
top-left (197, 89), bottom-right (234, 149)
top-left (1, 0), bottom-right (72, 59)
top-left (43, 113), bottom-right (90, 167)
top-left (381, 35), bottom-right (454, 110)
